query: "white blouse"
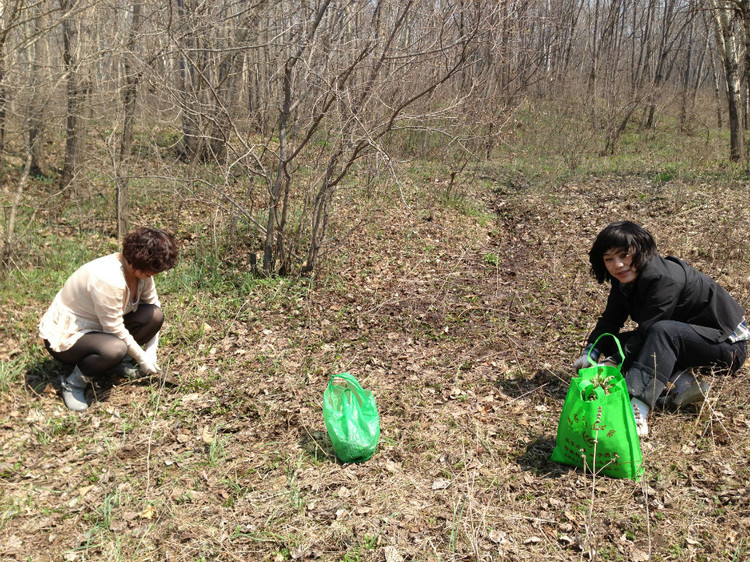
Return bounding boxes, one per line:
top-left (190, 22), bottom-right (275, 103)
top-left (38, 253), bottom-right (160, 365)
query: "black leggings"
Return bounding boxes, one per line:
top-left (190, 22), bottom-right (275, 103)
top-left (44, 304), bottom-right (164, 379)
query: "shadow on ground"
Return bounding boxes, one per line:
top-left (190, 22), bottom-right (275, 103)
top-left (497, 368), bottom-right (570, 401)
top-left (299, 429), bottom-right (338, 464)
top-left (22, 359), bottom-right (161, 408)
top-left (518, 435), bottom-right (569, 478)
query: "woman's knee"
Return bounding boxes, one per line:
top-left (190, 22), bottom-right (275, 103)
top-left (137, 304), bottom-right (164, 329)
top-left (151, 306), bottom-right (165, 329)
top-left (100, 338), bottom-right (129, 363)
top-left (645, 320), bottom-right (677, 338)
top-left (142, 305), bottom-right (164, 336)
top-left (124, 304), bottom-right (164, 335)
top-left (72, 333), bottom-right (128, 371)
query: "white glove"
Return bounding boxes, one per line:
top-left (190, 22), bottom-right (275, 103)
top-left (143, 334), bottom-right (159, 363)
top-left (139, 357), bottom-right (160, 375)
top-left (137, 334), bottom-right (160, 375)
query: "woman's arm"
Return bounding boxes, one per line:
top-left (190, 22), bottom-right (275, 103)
top-left (622, 271), bottom-right (682, 360)
top-left (89, 279), bottom-right (149, 365)
top-left (587, 287), bottom-right (629, 344)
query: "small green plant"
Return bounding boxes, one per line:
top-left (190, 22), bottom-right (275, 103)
top-left (46, 415), bottom-right (80, 436)
top-left (207, 431), bottom-right (227, 466)
top-left (483, 252), bottom-right (500, 266)
top-left (0, 360), bottom-right (24, 394)
top-left (731, 539), bottom-right (748, 562)
top-left (653, 171), bottom-right (675, 183)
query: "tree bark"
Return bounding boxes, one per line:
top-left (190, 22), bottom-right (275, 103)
top-left (116, 2), bottom-right (143, 239)
top-left (60, 0), bottom-right (88, 192)
top-left (709, 0), bottom-right (744, 161)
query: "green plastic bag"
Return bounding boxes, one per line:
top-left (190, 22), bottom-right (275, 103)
top-left (550, 333), bottom-right (644, 480)
top-left (323, 373), bottom-right (380, 463)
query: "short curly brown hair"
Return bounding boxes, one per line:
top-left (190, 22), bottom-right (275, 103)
top-left (122, 227), bottom-right (178, 274)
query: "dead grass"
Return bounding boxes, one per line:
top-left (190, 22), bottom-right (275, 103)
top-left (2, 173), bottom-right (750, 561)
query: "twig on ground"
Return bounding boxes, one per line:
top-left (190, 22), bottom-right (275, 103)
top-left (146, 360), bottom-right (170, 496)
top-left (301, 423), bottom-right (335, 461)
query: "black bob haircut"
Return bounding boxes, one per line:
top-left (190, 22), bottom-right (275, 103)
top-left (588, 221), bottom-right (656, 284)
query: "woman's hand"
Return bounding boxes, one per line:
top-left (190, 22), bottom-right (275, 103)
top-left (573, 344), bottom-right (600, 372)
top-left (139, 358), bottom-right (160, 375)
top-left (572, 354), bottom-right (591, 372)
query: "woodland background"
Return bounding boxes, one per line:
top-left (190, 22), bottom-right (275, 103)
top-left (1, 1), bottom-right (750, 561)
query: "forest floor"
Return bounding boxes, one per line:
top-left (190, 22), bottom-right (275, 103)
top-left (2, 171), bottom-right (750, 561)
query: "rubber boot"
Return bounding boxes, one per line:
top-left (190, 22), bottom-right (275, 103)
top-left (656, 370), bottom-right (696, 409)
top-left (671, 380), bottom-right (709, 409)
top-left (61, 366), bottom-right (90, 411)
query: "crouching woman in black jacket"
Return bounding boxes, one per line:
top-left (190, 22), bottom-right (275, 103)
top-left (573, 221), bottom-right (748, 437)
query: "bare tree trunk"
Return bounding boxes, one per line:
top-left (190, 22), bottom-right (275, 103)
top-left (680, 13), bottom-right (695, 129)
top-left (1, 140), bottom-right (32, 272)
top-left (644, 0), bottom-right (691, 129)
top-left (586, 0), bottom-right (601, 103)
top-left (712, 58), bottom-right (724, 128)
top-left (681, 4), bottom-right (707, 131)
top-left (60, 0), bottom-right (88, 192)
top-left (175, 0), bottom-right (202, 162)
top-left (28, 5), bottom-right (51, 177)
top-left (740, 0), bottom-right (750, 130)
top-left (1, 1), bottom-right (29, 153)
top-left (0, 50), bottom-right (5, 151)
top-left (709, 0), bottom-right (744, 161)
top-left (115, 2), bottom-right (143, 239)
top-left (263, 0), bottom-right (332, 274)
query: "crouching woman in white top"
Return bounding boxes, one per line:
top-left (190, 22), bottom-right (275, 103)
top-left (39, 227), bottom-right (179, 411)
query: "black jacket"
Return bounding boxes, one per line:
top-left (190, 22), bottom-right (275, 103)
top-left (588, 255), bottom-right (745, 365)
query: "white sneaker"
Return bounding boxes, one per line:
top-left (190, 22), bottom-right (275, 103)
top-left (631, 398), bottom-right (649, 438)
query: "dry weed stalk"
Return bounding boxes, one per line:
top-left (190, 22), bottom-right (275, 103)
top-left (639, 473), bottom-right (653, 561)
top-left (579, 377), bottom-right (655, 562)
top-left (580, 406), bottom-right (623, 561)
top-left (146, 360), bottom-right (171, 495)
top-left (692, 373), bottom-right (742, 456)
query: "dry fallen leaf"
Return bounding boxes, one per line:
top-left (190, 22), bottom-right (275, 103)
top-left (384, 546), bottom-right (404, 562)
top-left (524, 536), bottom-right (542, 544)
top-left (139, 505), bottom-right (155, 520)
top-left (432, 478), bottom-right (451, 490)
top-left (384, 461), bottom-right (400, 473)
top-left (201, 426), bottom-right (214, 444)
top-left (489, 529), bottom-right (508, 544)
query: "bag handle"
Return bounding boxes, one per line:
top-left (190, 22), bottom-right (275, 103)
top-left (329, 372), bottom-right (366, 394)
top-left (587, 332), bottom-right (624, 370)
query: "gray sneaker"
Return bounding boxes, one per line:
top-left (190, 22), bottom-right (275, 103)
top-left (61, 367), bottom-right (90, 411)
top-left (118, 363), bottom-right (143, 380)
top-left (104, 357), bottom-right (142, 380)
top-left (656, 370), bottom-right (699, 409)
